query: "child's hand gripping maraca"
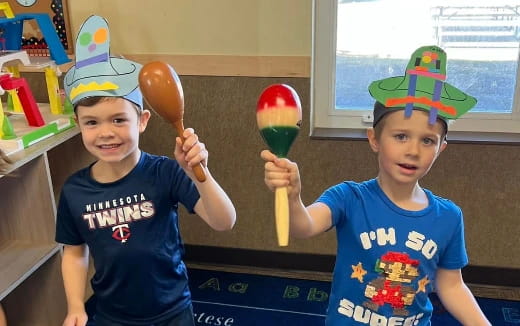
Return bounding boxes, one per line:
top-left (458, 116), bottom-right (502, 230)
top-left (257, 84), bottom-right (302, 246)
top-left (138, 61), bottom-right (206, 182)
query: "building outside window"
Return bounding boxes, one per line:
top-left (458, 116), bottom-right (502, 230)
top-left (312, 0), bottom-right (520, 142)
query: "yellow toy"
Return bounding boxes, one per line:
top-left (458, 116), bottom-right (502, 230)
top-left (5, 66), bottom-right (22, 113)
top-left (0, 2), bottom-right (14, 19)
top-left (44, 64), bottom-right (62, 114)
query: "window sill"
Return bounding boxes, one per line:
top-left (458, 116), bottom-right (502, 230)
top-left (310, 127), bottom-right (520, 144)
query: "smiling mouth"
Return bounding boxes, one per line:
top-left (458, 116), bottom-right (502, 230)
top-left (98, 144), bottom-right (121, 149)
top-left (398, 163), bottom-right (417, 170)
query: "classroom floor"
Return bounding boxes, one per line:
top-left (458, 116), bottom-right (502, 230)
top-left (187, 262), bottom-right (520, 302)
top-left (85, 263), bottom-right (519, 325)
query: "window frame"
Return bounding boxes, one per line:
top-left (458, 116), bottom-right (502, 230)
top-left (311, 0), bottom-right (520, 143)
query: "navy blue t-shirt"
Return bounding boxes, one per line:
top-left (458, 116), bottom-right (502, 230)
top-left (56, 152), bottom-right (200, 324)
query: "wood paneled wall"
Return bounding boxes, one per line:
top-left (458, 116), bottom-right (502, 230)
top-left (22, 72), bottom-right (520, 270)
top-left (138, 75), bottom-right (520, 269)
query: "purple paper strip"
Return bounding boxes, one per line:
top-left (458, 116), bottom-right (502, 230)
top-left (429, 80), bottom-right (443, 124)
top-left (76, 53), bottom-right (109, 69)
top-left (405, 75), bottom-right (417, 117)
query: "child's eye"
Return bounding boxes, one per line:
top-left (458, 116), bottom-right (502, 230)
top-left (394, 133), bottom-right (407, 141)
top-left (423, 138), bottom-right (436, 145)
top-left (113, 118), bottom-right (126, 124)
top-left (84, 120), bottom-right (97, 126)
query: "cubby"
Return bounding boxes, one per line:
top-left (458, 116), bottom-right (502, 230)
top-left (0, 127), bottom-right (93, 325)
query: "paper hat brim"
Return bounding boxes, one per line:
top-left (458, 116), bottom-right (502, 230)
top-left (369, 76), bottom-right (477, 120)
top-left (64, 58), bottom-right (142, 108)
top-left (372, 101), bottom-right (448, 133)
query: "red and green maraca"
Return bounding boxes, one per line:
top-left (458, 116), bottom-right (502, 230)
top-left (257, 84), bottom-right (302, 246)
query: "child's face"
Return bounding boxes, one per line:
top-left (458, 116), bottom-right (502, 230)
top-left (76, 98), bottom-right (150, 165)
top-left (367, 110), bottom-right (447, 186)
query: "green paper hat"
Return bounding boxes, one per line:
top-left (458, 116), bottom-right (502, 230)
top-left (368, 45), bottom-right (477, 125)
top-left (64, 15), bottom-right (143, 109)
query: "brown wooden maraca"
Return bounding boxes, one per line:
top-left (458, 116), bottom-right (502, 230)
top-left (138, 61), bottom-right (206, 182)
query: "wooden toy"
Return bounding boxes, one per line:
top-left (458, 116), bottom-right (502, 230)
top-left (1, 52), bottom-right (28, 118)
top-left (44, 65), bottom-right (61, 114)
top-left (0, 103), bottom-right (16, 139)
top-left (0, 4), bottom-right (74, 154)
top-left (0, 73), bottom-right (44, 126)
top-left (24, 58), bottom-right (63, 114)
top-left (0, 2), bottom-right (14, 18)
top-left (5, 66), bottom-right (23, 113)
top-left (0, 100), bottom-right (5, 139)
top-left (139, 61), bottom-right (206, 182)
top-left (257, 84), bottom-right (302, 246)
top-left (0, 11), bottom-right (70, 65)
top-left (0, 51), bottom-right (44, 128)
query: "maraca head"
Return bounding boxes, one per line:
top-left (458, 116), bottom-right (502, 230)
top-left (256, 84), bottom-right (302, 158)
top-left (138, 61), bottom-right (184, 123)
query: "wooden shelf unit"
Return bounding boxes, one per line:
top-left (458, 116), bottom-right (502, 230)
top-left (0, 126), bottom-right (92, 325)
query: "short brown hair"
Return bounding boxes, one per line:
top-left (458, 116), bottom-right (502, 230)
top-left (372, 102), bottom-right (448, 140)
top-left (74, 96), bottom-right (142, 115)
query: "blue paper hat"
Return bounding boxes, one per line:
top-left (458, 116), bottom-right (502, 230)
top-left (64, 15), bottom-right (143, 109)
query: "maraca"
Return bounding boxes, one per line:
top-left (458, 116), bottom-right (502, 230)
top-left (257, 84), bottom-right (302, 246)
top-left (138, 61), bottom-right (206, 182)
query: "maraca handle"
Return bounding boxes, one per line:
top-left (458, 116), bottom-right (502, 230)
top-left (275, 186), bottom-right (289, 246)
top-left (173, 120), bottom-right (207, 182)
top-left (192, 163), bottom-right (207, 183)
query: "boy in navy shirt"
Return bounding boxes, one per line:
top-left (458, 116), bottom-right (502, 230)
top-left (56, 15), bottom-right (235, 326)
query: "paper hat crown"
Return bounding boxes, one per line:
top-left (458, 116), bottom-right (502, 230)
top-left (368, 45), bottom-right (477, 125)
top-left (64, 15), bottom-right (143, 109)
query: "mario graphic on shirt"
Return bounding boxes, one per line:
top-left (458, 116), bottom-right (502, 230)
top-left (363, 252), bottom-right (421, 316)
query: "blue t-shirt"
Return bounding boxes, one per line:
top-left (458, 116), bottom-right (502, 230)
top-left (55, 152), bottom-right (200, 324)
top-left (317, 179), bottom-right (468, 326)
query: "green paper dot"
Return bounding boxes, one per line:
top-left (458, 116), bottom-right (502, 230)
top-left (79, 32), bottom-right (92, 46)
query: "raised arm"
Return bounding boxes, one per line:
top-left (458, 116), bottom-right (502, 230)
top-left (175, 128), bottom-right (236, 231)
top-left (192, 170), bottom-right (236, 231)
top-left (261, 149), bottom-right (332, 238)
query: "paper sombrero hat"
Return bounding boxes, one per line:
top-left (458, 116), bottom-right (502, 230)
top-left (64, 15), bottom-right (143, 109)
top-left (368, 45), bottom-right (477, 125)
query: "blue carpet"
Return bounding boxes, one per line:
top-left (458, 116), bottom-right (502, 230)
top-left (189, 268), bottom-right (329, 325)
top-left (85, 268), bottom-right (520, 325)
top-left (188, 268), bottom-right (520, 326)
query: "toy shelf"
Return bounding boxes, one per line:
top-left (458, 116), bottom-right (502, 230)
top-left (0, 120), bottom-right (79, 172)
top-left (0, 103), bottom-right (75, 156)
top-left (0, 125), bottom-right (89, 325)
top-left (0, 240), bottom-right (60, 301)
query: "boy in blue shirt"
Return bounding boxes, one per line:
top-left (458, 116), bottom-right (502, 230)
top-left (261, 45), bottom-right (490, 325)
top-left (56, 16), bottom-right (236, 326)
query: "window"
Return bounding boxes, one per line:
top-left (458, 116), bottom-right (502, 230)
top-left (312, 0), bottom-right (520, 142)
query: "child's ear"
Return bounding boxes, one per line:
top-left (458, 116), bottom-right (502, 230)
top-left (139, 110), bottom-right (152, 133)
top-left (439, 140), bottom-right (447, 153)
top-left (367, 128), bottom-right (379, 153)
